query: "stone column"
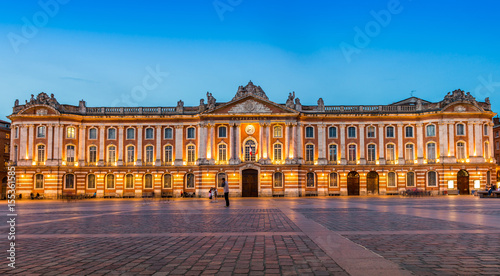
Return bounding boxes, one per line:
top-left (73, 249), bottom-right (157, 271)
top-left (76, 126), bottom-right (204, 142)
top-left (206, 124), bottom-right (212, 160)
top-left (98, 126), bottom-right (105, 165)
top-left (474, 122), bottom-right (482, 158)
top-left (228, 123), bottom-right (234, 161)
top-left (291, 123), bottom-right (297, 160)
top-left (398, 124), bottom-right (405, 163)
top-left (416, 123), bottom-right (423, 163)
top-left (467, 122), bottom-right (474, 158)
top-left (156, 126), bottom-right (162, 166)
top-left (318, 124), bottom-right (327, 165)
top-left (137, 126), bottom-right (143, 165)
top-left (448, 123), bottom-right (455, 157)
top-left (47, 125), bottom-right (54, 161)
top-left (378, 124), bottom-right (385, 164)
top-left (284, 123), bottom-right (290, 162)
top-left (489, 122), bottom-right (494, 161)
top-left (19, 125), bottom-right (27, 161)
top-left (359, 124), bottom-right (365, 164)
top-left (439, 122), bottom-right (448, 162)
top-left (235, 123), bottom-right (241, 162)
top-left (28, 124), bottom-right (34, 162)
top-left (78, 126), bottom-right (85, 166)
top-left (340, 124), bottom-right (346, 165)
top-left (53, 125), bottom-right (60, 162)
top-left (259, 122), bottom-right (264, 162)
top-left (118, 126), bottom-right (124, 165)
top-left (174, 125), bottom-right (183, 166)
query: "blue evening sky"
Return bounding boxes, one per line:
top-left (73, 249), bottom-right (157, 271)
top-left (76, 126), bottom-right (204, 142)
top-left (1, 0), bottom-right (499, 120)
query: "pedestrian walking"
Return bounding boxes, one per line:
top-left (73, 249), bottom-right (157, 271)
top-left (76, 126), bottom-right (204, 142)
top-left (222, 178), bottom-right (229, 207)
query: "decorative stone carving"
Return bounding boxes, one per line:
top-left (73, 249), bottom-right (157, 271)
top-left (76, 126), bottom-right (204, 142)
top-left (24, 92), bottom-right (60, 109)
top-left (232, 81), bottom-right (269, 100)
top-left (286, 92), bottom-right (295, 109)
top-left (36, 109), bottom-right (47, 115)
top-left (228, 100), bottom-right (272, 113)
top-left (454, 105), bottom-right (466, 112)
top-left (245, 125), bottom-right (255, 135)
top-left (317, 98), bottom-right (325, 112)
top-left (206, 92), bottom-right (216, 110)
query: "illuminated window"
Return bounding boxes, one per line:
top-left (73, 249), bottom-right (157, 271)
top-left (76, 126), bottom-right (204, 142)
top-left (329, 172), bottom-right (338, 187)
top-left (145, 145), bottom-right (154, 163)
top-left (306, 172), bottom-right (315, 187)
top-left (306, 144), bottom-right (314, 162)
top-left (89, 146), bottom-right (97, 163)
top-left (405, 144), bottom-right (414, 161)
top-left (273, 143), bottom-right (282, 161)
top-left (106, 174), bottom-right (115, 189)
top-left (185, 173), bottom-right (195, 188)
top-left (144, 174), bottom-right (153, 189)
top-left (245, 140), bottom-right (256, 162)
top-left (107, 145), bottom-right (116, 163)
top-left (125, 174), bottom-right (134, 189)
top-left (66, 145), bottom-right (75, 162)
top-left (367, 144), bottom-right (376, 161)
top-left (427, 142), bottom-right (436, 160)
top-left (427, 171), bottom-right (437, 187)
top-left (457, 142), bottom-right (466, 160)
top-left (126, 146), bottom-right (135, 163)
top-left (274, 126), bottom-right (282, 138)
top-left (163, 174), bottom-right (172, 189)
top-left (406, 172), bottom-right (415, 187)
top-left (348, 144), bottom-right (356, 161)
top-left (217, 173), bottom-right (226, 188)
top-left (65, 174), bottom-right (75, 189)
top-left (67, 127), bottom-right (76, 139)
top-left (37, 145), bottom-right (45, 162)
top-left (388, 172), bottom-right (396, 187)
top-left (87, 174), bottom-right (96, 189)
top-left (35, 174), bottom-right (44, 189)
top-left (273, 172), bottom-right (283, 188)
top-left (218, 144), bottom-right (227, 162)
top-left (386, 144), bottom-right (395, 162)
top-left (164, 145), bottom-right (173, 162)
top-left (328, 144), bottom-right (337, 162)
top-left (187, 145), bottom-right (196, 162)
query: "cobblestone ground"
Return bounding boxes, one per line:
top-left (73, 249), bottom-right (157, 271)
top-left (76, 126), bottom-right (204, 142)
top-left (0, 196), bottom-right (499, 275)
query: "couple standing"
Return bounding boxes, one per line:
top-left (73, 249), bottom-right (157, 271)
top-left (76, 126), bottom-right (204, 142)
top-left (221, 178), bottom-right (230, 207)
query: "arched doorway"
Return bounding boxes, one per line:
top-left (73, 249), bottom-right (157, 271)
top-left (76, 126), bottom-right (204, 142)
top-left (242, 169), bottom-right (258, 197)
top-left (457, 169), bottom-right (469, 195)
top-left (347, 171), bottom-right (360, 195)
top-left (366, 171), bottom-right (379, 195)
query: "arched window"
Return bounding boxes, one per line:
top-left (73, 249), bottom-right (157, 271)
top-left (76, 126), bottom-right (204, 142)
top-left (328, 144), bottom-right (337, 162)
top-left (426, 124), bottom-right (436, 137)
top-left (163, 174), bottom-right (172, 189)
top-left (217, 173), bottom-right (226, 188)
top-left (145, 145), bottom-right (154, 163)
top-left (274, 126), bottom-right (282, 138)
top-left (89, 128), bottom-right (97, 140)
top-left (145, 127), bottom-right (154, 139)
top-left (218, 143), bottom-right (227, 162)
top-left (89, 146), bottom-right (97, 163)
top-left (405, 144), bottom-right (414, 161)
top-left (67, 127), bottom-right (76, 139)
top-left (126, 146), bottom-right (135, 163)
top-left (457, 142), bottom-right (466, 160)
top-left (305, 126), bottom-right (314, 138)
top-left (37, 126), bottom-right (46, 138)
top-left (387, 172), bottom-right (396, 187)
top-left (87, 174), bottom-right (96, 189)
top-left (456, 123), bottom-right (465, 136)
top-left (485, 142), bottom-right (490, 159)
top-left (37, 145), bottom-right (46, 162)
top-left (427, 171), bottom-right (437, 187)
top-left (108, 128), bottom-right (116, 140)
top-left (367, 144), bottom-right (376, 162)
top-left (126, 128), bottom-right (135, 140)
top-left (125, 174), bottom-right (134, 189)
top-left (218, 126), bottom-right (227, 138)
top-left (386, 144), bottom-right (395, 162)
top-left (348, 126), bottom-right (356, 138)
top-left (66, 145), bottom-right (75, 162)
top-left (367, 126), bottom-right (375, 138)
top-left (328, 126), bottom-right (337, 138)
top-left (305, 144), bottom-right (314, 162)
top-left (187, 127), bottom-right (195, 139)
top-left (274, 172), bottom-right (283, 188)
top-left (273, 143), bottom-right (282, 161)
top-left (187, 145), bottom-right (196, 163)
top-left (185, 173), bottom-right (195, 188)
top-left (164, 145), bottom-right (173, 163)
top-left (329, 172), bottom-right (338, 187)
top-left (106, 174), bottom-right (115, 189)
top-left (406, 172), bottom-right (415, 187)
top-left (35, 174), bottom-right (44, 189)
top-left (348, 144), bottom-right (356, 161)
top-left (164, 127), bottom-right (173, 139)
top-left (386, 126), bottom-right (394, 138)
top-left (245, 140), bottom-right (256, 162)
top-left (144, 174), bottom-right (153, 189)
top-left (306, 172), bottom-right (315, 188)
top-left (427, 142), bottom-right (436, 160)
top-left (107, 145), bottom-right (116, 163)
top-left (65, 174), bottom-right (75, 189)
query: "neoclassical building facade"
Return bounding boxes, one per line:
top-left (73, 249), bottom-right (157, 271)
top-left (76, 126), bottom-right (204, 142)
top-left (8, 82), bottom-right (497, 198)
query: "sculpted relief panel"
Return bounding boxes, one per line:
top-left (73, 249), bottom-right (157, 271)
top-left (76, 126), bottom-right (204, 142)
top-left (228, 100), bottom-right (272, 113)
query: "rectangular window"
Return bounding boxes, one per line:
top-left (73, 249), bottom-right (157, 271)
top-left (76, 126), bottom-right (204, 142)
top-left (14, 127), bottom-right (19, 139)
top-left (89, 128), bottom-right (97, 140)
top-left (426, 125), bottom-right (436, 137)
top-left (388, 172), bottom-right (396, 187)
top-left (89, 146), bottom-right (97, 163)
top-left (328, 127), bottom-right (337, 138)
top-left (405, 126), bottom-right (413, 138)
top-left (187, 128), bottom-right (195, 139)
top-left (367, 126), bottom-right (375, 138)
top-left (386, 126), bottom-right (394, 138)
top-left (329, 145), bottom-right (337, 162)
top-left (218, 126), bottom-right (227, 138)
top-left (367, 145), bottom-right (376, 161)
top-left (348, 145), bottom-right (356, 161)
top-left (329, 173), bottom-right (338, 187)
top-left (108, 128), bottom-right (116, 140)
top-left (305, 127), bottom-right (314, 138)
top-left (67, 127), bottom-right (75, 139)
top-left (125, 174), bottom-right (134, 189)
top-left (145, 128), bottom-right (154, 139)
top-left (484, 125), bottom-right (488, 136)
top-left (219, 144), bottom-right (227, 161)
top-left (164, 128), bottom-right (173, 139)
top-left (87, 174), bottom-right (96, 189)
top-left (273, 172), bottom-right (283, 188)
top-left (126, 128), bottom-right (135, 139)
top-left (456, 124), bottom-right (465, 135)
top-left (164, 146), bottom-right (173, 162)
top-left (406, 172), bottom-right (415, 187)
top-left (427, 171), bottom-right (437, 187)
top-left (37, 126), bottom-right (46, 138)
top-left (348, 127), bottom-right (356, 138)
top-left (35, 174), bottom-right (43, 189)
top-left (305, 145), bottom-right (314, 162)
top-left (67, 145), bottom-right (75, 162)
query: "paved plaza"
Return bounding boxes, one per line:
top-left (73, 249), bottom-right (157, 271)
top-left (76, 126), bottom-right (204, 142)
top-left (1, 196), bottom-right (500, 275)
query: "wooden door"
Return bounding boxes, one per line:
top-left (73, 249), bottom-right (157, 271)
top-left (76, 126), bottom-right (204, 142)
top-left (457, 170), bottom-right (469, 195)
top-left (347, 171), bottom-right (360, 195)
top-left (242, 169), bottom-right (258, 197)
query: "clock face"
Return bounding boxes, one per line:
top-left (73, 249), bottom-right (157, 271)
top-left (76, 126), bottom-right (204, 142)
top-left (245, 125), bottom-right (255, 135)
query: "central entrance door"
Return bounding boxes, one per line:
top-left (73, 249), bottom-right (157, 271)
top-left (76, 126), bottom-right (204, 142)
top-left (457, 169), bottom-right (469, 195)
top-left (366, 171), bottom-right (379, 195)
top-left (242, 169), bottom-right (259, 197)
top-left (347, 171), bottom-right (360, 196)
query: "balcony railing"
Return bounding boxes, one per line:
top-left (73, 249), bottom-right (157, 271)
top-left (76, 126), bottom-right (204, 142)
top-left (143, 161), bottom-right (155, 166)
top-left (347, 160), bottom-right (357, 165)
top-left (304, 160), bottom-right (314, 165)
top-left (366, 160), bottom-right (377, 165)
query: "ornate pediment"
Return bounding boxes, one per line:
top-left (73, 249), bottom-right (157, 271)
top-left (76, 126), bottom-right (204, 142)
top-left (228, 100), bottom-right (272, 113)
top-left (233, 81), bottom-right (268, 101)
